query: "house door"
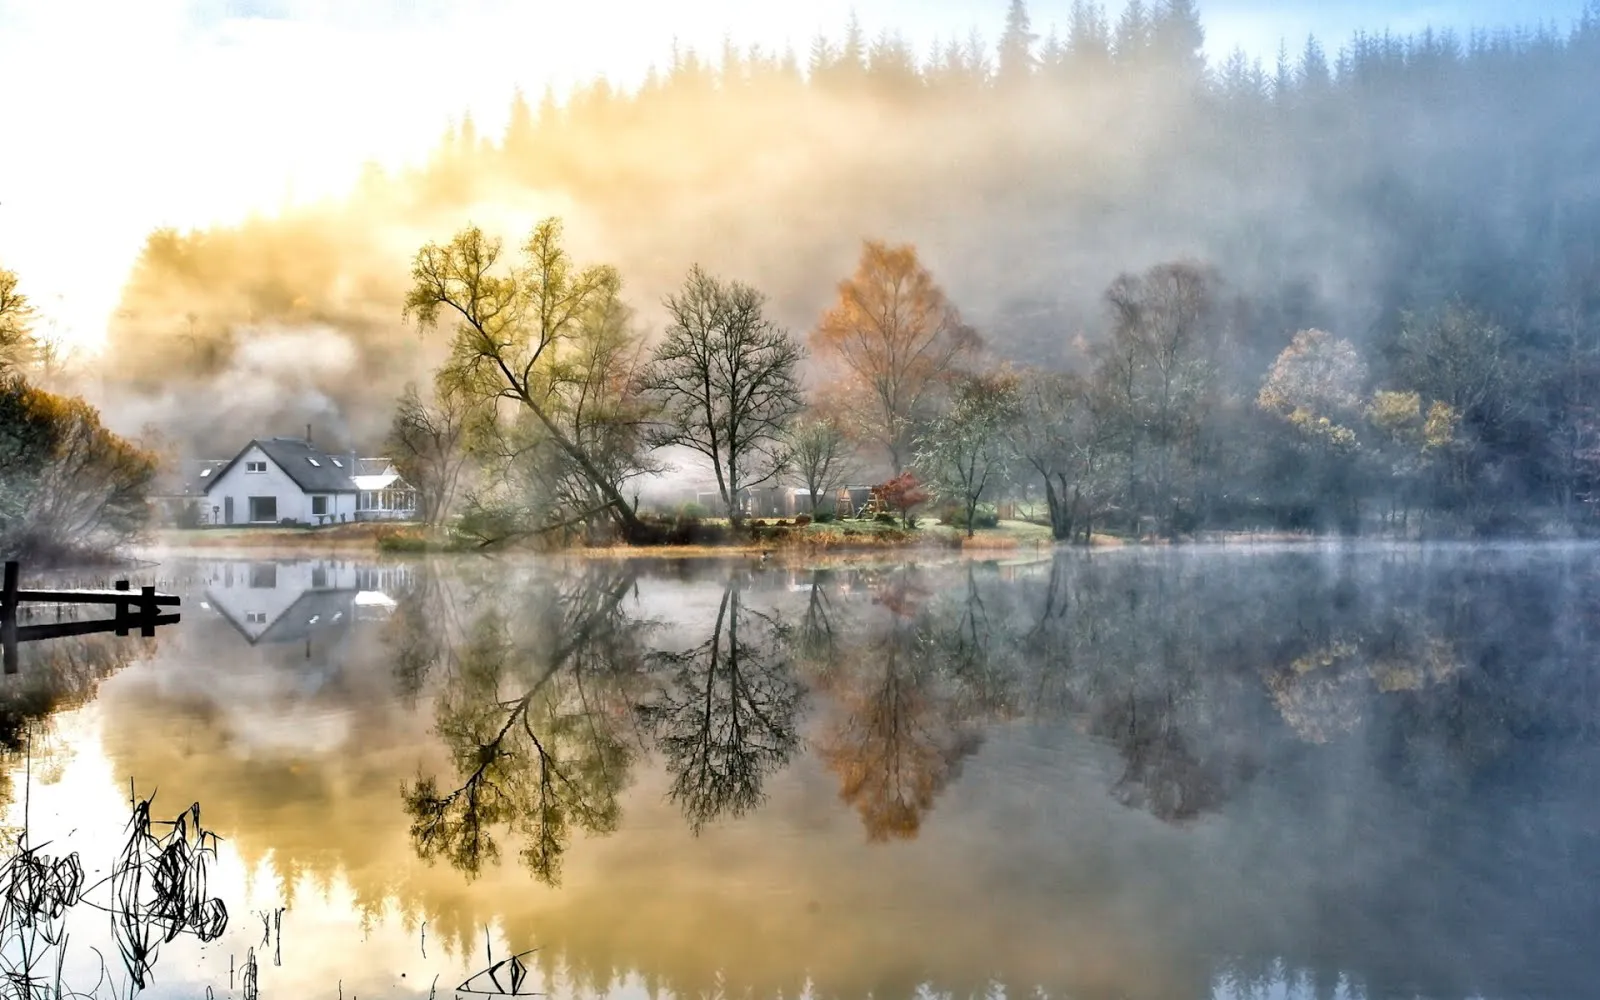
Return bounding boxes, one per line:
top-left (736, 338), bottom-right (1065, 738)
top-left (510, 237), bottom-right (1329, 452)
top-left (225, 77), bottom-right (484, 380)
top-left (224, 497), bottom-right (234, 525)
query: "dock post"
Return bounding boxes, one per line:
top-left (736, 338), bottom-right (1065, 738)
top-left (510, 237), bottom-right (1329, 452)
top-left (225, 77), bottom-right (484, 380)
top-left (114, 579), bottom-right (130, 637)
top-left (2, 561), bottom-right (17, 675)
top-left (139, 585), bottom-right (156, 638)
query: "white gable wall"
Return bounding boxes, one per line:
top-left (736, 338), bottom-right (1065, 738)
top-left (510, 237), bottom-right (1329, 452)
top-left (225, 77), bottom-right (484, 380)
top-left (203, 444), bottom-right (357, 526)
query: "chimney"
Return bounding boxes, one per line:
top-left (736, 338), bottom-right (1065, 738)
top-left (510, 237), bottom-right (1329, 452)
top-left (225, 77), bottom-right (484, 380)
top-left (306, 423), bottom-right (313, 446)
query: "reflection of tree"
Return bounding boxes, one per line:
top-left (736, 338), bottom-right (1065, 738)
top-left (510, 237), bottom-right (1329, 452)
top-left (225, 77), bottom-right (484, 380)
top-left (403, 569), bottom-right (646, 884)
top-left (1099, 692), bottom-right (1237, 823)
top-left (815, 573), bottom-right (986, 841)
top-left (1266, 622), bottom-right (1464, 746)
top-left (933, 565), bottom-right (1019, 720)
top-left (794, 571), bottom-right (838, 668)
top-left (636, 579), bottom-right (803, 833)
top-left (386, 559), bottom-right (494, 705)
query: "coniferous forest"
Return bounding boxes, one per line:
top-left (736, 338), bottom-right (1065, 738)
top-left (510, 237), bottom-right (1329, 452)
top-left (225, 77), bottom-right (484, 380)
top-left (87, 0), bottom-right (1600, 539)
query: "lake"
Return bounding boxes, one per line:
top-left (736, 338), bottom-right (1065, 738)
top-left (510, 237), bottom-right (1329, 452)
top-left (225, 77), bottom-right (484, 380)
top-left (1, 544), bottom-right (1597, 1000)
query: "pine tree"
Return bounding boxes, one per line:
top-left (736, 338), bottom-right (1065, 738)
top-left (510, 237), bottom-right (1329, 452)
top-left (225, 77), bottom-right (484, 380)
top-left (1039, 25), bottom-right (1066, 74)
top-left (966, 27), bottom-right (992, 85)
top-left (997, 0), bottom-right (1039, 85)
top-left (719, 34), bottom-right (744, 89)
top-left (1114, 0), bottom-right (1149, 66)
top-left (503, 87), bottom-right (535, 158)
top-left (1273, 38), bottom-right (1294, 101)
top-left (840, 9), bottom-right (867, 77)
top-left (536, 84), bottom-right (560, 130)
top-left (778, 44), bottom-right (801, 83)
top-left (808, 33), bottom-right (836, 82)
top-left (1301, 34), bottom-right (1331, 91)
top-left (1150, 0), bottom-right (1206, 80)
top-left (1067, 0), bottom-right (1112, 70)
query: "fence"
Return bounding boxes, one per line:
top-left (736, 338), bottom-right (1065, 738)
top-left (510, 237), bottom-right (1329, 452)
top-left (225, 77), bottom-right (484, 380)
top-left (0, 561), bottom-right (182, 674)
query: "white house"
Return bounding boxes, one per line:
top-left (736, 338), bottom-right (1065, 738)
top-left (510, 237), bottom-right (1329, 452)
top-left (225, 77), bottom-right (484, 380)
top-left (202, 437), bottom-right (417, 526)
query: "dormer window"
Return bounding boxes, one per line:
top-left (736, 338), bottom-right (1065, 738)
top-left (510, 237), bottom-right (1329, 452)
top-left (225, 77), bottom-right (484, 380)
top-left (307, 457), bottom-right (320, 467)
top-left (245, 461), bottom-right (266, 473)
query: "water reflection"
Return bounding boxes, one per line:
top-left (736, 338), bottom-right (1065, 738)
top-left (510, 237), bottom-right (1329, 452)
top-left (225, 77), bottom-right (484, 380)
top-left (403, 566), bottom-right (642, 883)
top-left (636, 579), bottom-right (803, 833)
top-left (29, 547), bottom-right (1600, 999)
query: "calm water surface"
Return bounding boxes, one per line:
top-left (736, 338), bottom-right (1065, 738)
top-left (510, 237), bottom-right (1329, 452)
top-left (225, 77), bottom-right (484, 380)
top-left (2, 544), bottom-right (1598, 999)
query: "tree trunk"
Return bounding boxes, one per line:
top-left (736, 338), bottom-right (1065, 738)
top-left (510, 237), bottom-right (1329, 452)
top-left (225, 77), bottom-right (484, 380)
top-left (503, 371), bottom-right (645, 541)
top-left (1042, 476), bottom-right (1065, 541)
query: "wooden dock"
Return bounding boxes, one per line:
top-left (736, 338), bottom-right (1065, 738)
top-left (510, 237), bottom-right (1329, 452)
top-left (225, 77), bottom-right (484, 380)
top-left (0, 561), bottom-right (182, 674)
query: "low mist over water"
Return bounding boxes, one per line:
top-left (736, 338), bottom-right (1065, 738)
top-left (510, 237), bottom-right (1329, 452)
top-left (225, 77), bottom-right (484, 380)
top-left (0, 545), bottom-right (1597, 998)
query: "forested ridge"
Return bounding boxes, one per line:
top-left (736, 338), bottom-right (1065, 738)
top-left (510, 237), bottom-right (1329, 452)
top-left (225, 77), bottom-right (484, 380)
top-left (88, 0), bottom-right (1600, 537)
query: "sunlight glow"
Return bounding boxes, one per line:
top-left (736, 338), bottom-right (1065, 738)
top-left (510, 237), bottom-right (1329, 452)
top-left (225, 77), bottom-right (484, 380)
top-left (1, 0), bottom-right (1566, 354)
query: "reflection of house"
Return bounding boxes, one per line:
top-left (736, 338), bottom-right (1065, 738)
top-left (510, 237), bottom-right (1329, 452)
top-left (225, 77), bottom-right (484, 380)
top-left (200, 436), bottom-right (417, 526)
top-left (199, 560), bottom-right (409, 646)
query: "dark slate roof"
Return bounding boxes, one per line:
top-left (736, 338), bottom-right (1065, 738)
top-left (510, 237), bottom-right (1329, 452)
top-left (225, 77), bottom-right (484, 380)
top-left (256, 589), bottom-right (359, 645)
top-left (152, 459), bottom-right (229, 498)
top-left (206, 438), bottom-right (359, 494)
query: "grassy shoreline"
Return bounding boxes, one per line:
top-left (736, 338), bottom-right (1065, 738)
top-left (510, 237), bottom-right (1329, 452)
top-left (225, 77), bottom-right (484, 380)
top-left (137, 520), bottom-right (1332, 562)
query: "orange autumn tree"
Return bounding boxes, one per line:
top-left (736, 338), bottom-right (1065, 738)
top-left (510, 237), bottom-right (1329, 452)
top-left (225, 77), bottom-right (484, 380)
top-left (810, 241), bottom-right (982, 474)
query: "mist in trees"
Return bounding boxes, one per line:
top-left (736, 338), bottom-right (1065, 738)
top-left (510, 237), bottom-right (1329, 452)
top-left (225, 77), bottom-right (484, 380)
top-left (644, 267), bottom-right (806, 525)
top-left (0, 265), bottom-right (157, 561)
top-left (810, 241), bottom-right (982, 476)
top-left (53, 0), bottom-right (1600, 539)
top-left (404, 219), bottom-right (658, 543)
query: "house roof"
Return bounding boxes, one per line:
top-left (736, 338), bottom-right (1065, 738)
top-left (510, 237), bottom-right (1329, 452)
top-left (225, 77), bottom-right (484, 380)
top-left (206, 438), bottom-right (360, 494)
top-left (152, 459), bottom-right (229, 498)
top-left (256, 589), bottom-right (359, 645)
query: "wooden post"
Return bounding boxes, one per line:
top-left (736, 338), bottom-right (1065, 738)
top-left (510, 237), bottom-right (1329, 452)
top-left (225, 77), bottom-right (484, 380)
top-left (2, 561), bottom-right (17, 676)
top-left (114, 579), bottom-right (130, 637)
top-left (139, 585), bottom-right (157, 638)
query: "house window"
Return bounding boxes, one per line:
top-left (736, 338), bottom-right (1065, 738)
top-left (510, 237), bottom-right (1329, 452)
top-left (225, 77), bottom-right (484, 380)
top-left (307, 457), bottom-right (321, 467)
top-left (312, 495), bottom-right (329, 517)
top-left (248, 496), bottom-right (277, 522)
top-left (246, 612), bottom-right (267, 624)
top-left (246, 461), bottom-right (267, 473)
top-left (249, 564), bottom-right (277, 589)
top-left (331, 458), bottom-right (342, 468)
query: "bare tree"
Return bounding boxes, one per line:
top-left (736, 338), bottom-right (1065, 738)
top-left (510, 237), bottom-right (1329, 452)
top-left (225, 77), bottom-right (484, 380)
top-left (405, 218), bottom-right (652, 540)
top-left (1011, 367), bottom-right (1111, 542)
top-left (787, 411), bottom-right (858, 515)
top-left (1100, 261), bottom-right (1224, 535)
top-left (914, 370), bottom-right (1022, 538)
top-left (387, 380), bottom-right (482, 527)
top-left (644, 266), bottom-right (806, 525)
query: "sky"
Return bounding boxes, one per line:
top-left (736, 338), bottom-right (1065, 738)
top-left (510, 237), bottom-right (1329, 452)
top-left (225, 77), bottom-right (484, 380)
top-left (0, 0), bottom-right (1585, 353)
